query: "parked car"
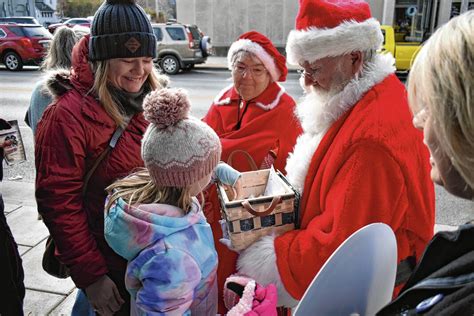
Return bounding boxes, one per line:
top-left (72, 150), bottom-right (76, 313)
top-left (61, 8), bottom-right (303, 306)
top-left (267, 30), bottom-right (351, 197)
top-left (48, 18), bottom-right (91, 34)
top-left (152, 22), bottom-right (212, 75)
top-left (0, 23), bottom-right (52, 71)
top-left (0, 16), bottom-right (40, 25)
top-left (380, 25), bottom-right (421, 71)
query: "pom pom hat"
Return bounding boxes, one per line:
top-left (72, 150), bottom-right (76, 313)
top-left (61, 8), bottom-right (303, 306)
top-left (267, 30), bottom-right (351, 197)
top-left (142, 88), bottom-right (222, 187)
top-left (89, 0), bottom-right (156, 61)
top-left (227, 31), bottom-right (288, 82)
top-left (286, 0), bottom-right (384, 65)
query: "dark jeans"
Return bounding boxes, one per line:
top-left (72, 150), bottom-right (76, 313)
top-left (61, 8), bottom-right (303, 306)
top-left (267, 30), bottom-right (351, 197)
top-left (0, 193), bottom-right (25, 316)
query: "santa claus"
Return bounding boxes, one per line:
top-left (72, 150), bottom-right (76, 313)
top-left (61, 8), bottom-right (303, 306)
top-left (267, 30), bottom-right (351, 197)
top-left (235, 0), bottom-right (436, 308)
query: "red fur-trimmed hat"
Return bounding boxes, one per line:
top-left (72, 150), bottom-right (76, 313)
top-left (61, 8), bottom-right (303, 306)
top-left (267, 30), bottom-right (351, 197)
top-left (227, 31), bottom-right (288, 82)
top-left (286, 0), bottom-right (384, 65)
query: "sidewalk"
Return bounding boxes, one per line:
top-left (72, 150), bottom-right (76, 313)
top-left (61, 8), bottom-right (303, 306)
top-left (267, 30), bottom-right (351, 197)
top-left (2, 179), bottom-right (458, 315)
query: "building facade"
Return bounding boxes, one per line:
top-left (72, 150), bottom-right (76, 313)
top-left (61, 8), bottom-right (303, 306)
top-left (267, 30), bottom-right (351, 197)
top-left (176, 0), bottom-right (473, 54)
top-left (0, 0), bottom-right (58, 26)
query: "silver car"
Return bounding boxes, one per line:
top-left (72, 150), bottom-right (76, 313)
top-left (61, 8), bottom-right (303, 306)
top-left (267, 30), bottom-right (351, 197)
top-left (152, 22), bottom-right (211, 75)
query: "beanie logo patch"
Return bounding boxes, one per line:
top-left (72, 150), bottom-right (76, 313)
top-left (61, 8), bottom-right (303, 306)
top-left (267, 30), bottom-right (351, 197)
top-left (124, 37), bottom-right (141, 53)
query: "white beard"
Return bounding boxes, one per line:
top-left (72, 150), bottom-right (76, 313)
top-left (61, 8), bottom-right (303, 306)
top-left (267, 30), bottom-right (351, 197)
top-left (286, 53), bottom-right (396, 192)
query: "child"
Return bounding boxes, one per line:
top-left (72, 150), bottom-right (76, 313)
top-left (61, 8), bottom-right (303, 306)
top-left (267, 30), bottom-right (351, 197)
top-left (104, 88), bottom-right (240, 315)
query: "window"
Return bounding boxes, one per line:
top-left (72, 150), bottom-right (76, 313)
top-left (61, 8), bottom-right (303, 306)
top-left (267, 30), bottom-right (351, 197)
top-left (166, 27), bottom-right (185, 41)
top-left (23, 26), bottom-right (52, 38)
top-left (187, 26), bottom-right (202, 40)
top-left (153, 27), bottom-right (163, 41)
top-left (0, 28), bottom-right (6, 38)
top-left (8, 26), bottom-right (25, 36)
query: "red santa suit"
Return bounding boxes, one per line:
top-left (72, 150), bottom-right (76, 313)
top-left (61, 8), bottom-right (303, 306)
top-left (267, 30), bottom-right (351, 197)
top-left (236, 0), bottom-right (435, 307)
top-left (202, 31), bottom-right (302, 313)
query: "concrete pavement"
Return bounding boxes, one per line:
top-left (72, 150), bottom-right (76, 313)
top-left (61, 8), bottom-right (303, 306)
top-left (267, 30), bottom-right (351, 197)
top-left (2, 178), bottom-right (460, 315)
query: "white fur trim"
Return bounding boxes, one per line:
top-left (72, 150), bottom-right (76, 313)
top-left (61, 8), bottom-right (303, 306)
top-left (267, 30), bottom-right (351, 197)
top-left (255, 84), bottom-right (286, 111)
top-left (286, 18), bottom-right (383, 65)
top-left (286, 53), bottom-right (395, 191)
top-left (213, 84), bottom-right (234, 105)
top-left (228, 39), bottom-right (280, 82)
top-left (227, 280), bottom-right (256, 316)
top-left (237, 235), bottom-right (300, 308)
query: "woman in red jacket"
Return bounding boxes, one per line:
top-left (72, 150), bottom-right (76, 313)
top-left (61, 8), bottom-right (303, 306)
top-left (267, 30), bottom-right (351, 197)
top-left (34, 1), bottom-right (167, 315)
top-left (202, 31), bottom-right (302, 313)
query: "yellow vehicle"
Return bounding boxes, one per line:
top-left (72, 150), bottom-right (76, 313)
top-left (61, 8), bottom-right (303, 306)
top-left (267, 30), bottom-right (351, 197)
top-left (380, 25), bottom-right (421, 72)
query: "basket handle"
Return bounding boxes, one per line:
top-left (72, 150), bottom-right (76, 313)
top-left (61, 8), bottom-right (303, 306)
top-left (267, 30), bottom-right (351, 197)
top-left (242, 196), bottom-right (282, 217)
top-left (227, 150), bottom-right (258, 171)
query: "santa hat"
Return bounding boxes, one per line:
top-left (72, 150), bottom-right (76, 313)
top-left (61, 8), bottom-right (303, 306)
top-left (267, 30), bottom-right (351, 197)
top-left (286, 0), bottom-right (384, 65)
top-left (227, 31), bottom-right (288, 82)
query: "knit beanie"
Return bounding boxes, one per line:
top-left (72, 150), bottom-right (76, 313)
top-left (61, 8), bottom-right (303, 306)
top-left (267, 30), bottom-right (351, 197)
top-left (89, 0), bottom-right (156, 61)
top-left (142, 88), bottom-right (222, 187)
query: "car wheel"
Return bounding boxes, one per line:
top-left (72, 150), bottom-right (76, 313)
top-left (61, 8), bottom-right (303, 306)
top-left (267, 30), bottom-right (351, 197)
top-left (200, 36), bottom-right (212, 57)
top-left (161, 55), bottom-right (180, 75)
top-left (4, 51), bottom-right (23, 71)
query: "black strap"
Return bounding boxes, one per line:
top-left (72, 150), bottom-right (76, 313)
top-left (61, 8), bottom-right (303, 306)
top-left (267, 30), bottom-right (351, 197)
top-left (235, 98), bottom-right (251, 130)
top-left (81, 126), bottom-right (126, 196)
top-left (395, 255), bottom-right (416, 286)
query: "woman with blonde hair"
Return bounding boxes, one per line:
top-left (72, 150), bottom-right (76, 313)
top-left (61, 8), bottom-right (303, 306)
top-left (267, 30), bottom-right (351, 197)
top-left (378, 10), bottom-right (474, 315)
top-left (34, 0), bottom-right (167, 314)
top-left (26, 26), bottom-right (78, 134)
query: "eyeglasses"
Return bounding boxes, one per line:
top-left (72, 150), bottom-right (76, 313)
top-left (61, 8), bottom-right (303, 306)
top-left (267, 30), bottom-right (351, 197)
top-left (412, 107), bottom-right (430, 129)
top-left (297, 67), bottom-right (320, 81)
top-left (233, 64), bottom-right (267, 78)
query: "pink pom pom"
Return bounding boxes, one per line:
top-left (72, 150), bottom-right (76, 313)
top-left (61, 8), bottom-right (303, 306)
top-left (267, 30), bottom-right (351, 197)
top-left (143, 88), bottom-right (190, 128)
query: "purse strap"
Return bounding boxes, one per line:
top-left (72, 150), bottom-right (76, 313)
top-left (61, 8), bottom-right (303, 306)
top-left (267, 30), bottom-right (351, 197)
top-left (81, 125), bottom-right (126, 196)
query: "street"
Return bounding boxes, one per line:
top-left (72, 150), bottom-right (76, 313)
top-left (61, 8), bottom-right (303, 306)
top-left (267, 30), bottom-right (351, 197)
top-left (1, 66), bottom-right (472, 225)
top-left (0, 65), bottom-right (473, 314)
top-left (0, 66), bottom-right (303, 182)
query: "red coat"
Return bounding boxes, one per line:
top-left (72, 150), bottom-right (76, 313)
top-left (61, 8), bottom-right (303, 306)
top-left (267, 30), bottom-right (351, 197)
top-left (35, 36), bottom-right (149, 289)
top-left (202, 82), bottom-right (302, 312)
top-left (237, 62), bottom-right (435, 306)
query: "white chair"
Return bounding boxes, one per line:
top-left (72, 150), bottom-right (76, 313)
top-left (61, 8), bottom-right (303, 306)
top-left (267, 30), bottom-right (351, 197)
top-left (293, 223), bottom-right (397, 316)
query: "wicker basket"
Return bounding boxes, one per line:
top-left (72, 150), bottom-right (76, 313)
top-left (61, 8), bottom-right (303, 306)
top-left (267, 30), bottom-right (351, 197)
top-left (217, 168), bottom-right (299, 251)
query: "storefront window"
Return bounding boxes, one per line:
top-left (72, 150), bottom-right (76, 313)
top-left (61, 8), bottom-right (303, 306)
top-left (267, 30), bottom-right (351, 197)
top-left (393, 0), bottom-right (440, 43)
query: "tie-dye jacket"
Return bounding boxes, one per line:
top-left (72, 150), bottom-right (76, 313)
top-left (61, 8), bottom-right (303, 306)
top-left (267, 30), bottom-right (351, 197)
top-left (104, 197), bottom-right (218, 315)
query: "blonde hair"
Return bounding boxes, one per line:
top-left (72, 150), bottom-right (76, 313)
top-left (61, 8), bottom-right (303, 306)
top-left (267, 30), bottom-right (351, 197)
top-left (408, 11), bottom-right (474, 189)
top-left (92, 61), bottom-right (168, 127)
top-left (105, 168), bottom-right (194, 214)
top-left (41, 26), bottom-right (78, 70)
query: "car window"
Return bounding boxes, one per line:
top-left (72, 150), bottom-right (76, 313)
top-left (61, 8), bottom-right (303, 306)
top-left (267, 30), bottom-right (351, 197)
top-left (381, 29), bottom-right (386, 45)
top-left (0, 28), bottom-right (6, 38)
top-left (166, 27), bottom-right (186, 41)
top-left (8, 26), bottom-right (24, 36)
top-left (187, 26), bottom-right (202, 40)
top-left (153, 27), bottom-right (163, 41)
top-left (23, 26), bottom-right (52, 38)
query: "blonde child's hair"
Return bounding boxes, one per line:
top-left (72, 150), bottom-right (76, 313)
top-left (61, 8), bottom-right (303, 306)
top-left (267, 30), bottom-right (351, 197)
top-left (105, 168), bottom-right (195, 214)
top-left (407, 11), bottom-right (474, 190)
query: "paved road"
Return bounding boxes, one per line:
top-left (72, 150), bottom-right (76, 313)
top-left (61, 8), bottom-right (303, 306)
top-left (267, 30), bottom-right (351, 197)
top-left (0, 66), bottom-right (472, 314)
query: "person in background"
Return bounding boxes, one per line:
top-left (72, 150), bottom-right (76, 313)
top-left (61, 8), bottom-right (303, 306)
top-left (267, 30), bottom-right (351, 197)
top-left (202, 30), bottom-right (302, 313)
top-left (26, 26), bottom-right (78, 134)
top-left (232, 0), bottom-right (435, 308)
top-left (34, 0), bottom-right (167, 314)
top-left (104, 88), bottom-right (241, 315)
top-left (0, 118), bottom-right (25, 315)
top-left (378, 10), bottom-right (474, 315)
